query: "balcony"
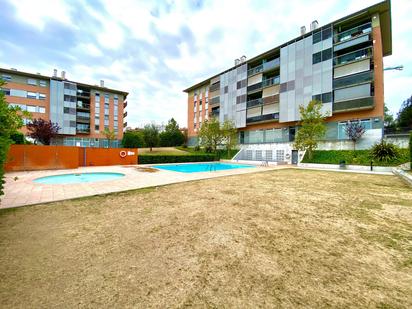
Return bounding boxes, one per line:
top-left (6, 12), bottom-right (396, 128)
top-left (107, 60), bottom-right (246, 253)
top-left (76, 125), bottom-right (90, 134)
top-left (209, 82), bottom-right (220, 92)
top-left (246, 112), bottom-right (279, 124)
top-left (262, 76), bottom-right (280, 88)
top-left (210, 96), bottom-right (220, 105)
top-left (334, 22), bottom-right (372, 44)
top-left (334, 33), bottom-right (371, 52)
top-left (334, 47), bottom-right (372, 66)
top-left (247, 82), bottom-right (262, 93)
top-left (76, 90), bottom-right (90, 98)
top-left (263, 58), bottom-right (280, 72)
top-left (333, 70), bottom-right (373, 89)
top-left (123, 122), bottom-right (127, 127)
top-left (333, 96), bottom-right (374, 113)
top-left (247, 64), bottom-right (263, 77)
top-left (76, 116), bottom-right (90, 123)
top-left (76, 102), bottom-right (90, 110)
top-left (246, 98), bottom-right (263, 108)
top-left (123, 111), bottom-right (128, 118)
top-left (123, 101), bottom-right (127, 108)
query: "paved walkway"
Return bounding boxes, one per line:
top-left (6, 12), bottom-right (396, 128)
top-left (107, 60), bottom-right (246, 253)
top-left (1, 163), bottom-right (285, 209)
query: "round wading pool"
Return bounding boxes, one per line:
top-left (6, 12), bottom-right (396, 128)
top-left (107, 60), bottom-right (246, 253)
top-left (33, 172), bottom-right (125, 184)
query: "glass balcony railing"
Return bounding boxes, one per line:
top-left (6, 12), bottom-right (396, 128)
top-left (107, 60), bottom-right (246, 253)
top-left (263, 58), bottom-right (280, 72)
top-left (246, 113), bottom-right (279, 124)
top-left (333, 70), bottom-right (373, 89)
top-left (76, 102), bottom-right (90, 110)
top-left (333, 47), bottom-right (372, 66)
top-left (335, 22), bottom-right (372, 44)
top-left (246, 98), bottom-right (263, 108)
top-left (333, 96), bottom-right (374, 112)
top-left (247, 82), bottom-right (262, 93)
top-left (262, 76), bottom-right (280, 88)
top-left (247, 65), bottom-right (263, 76)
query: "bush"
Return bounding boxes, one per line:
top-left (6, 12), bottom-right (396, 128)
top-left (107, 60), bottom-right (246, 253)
top-left (122, 131), bottom-right (145, 148)
top-left (10, 132), bottom-right (25, 144)
top-left (371, 141), bottom-right (400, 163)
top-left (194, 145), bottom-right (200, 152)
top-left (138, 154), bottom-right (216, 164)
top-left (302, 149), bottom-right (409, 167)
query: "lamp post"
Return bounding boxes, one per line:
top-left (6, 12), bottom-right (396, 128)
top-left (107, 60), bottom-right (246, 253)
top-left (384, 65), bottom-right (403, 71)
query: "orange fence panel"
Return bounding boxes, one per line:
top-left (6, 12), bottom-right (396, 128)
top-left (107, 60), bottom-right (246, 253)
top-left (5, 145), bottom-right (138, 171)
top-left (83, 148), bottom-right (138, 166)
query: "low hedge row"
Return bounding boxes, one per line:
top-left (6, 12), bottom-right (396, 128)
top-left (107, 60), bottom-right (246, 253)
top-left (138, 154), bottom-right (217, 164)
top-left (301, 149), bottom-right (409, 167)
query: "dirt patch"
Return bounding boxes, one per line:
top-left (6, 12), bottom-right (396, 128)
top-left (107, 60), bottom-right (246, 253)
top-left (0, 169), bottom-right (411, 308)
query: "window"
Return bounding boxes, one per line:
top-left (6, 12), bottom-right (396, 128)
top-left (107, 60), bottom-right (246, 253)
top-left (312, 52), bottom-right (322, 64)
top-left (1, 75), bottom-right (11, 81)
top-left (322, 27), bottom-right (332, 40)
top-left (27, 92), bottom-right (37, 99)
top-left (95, 93), bottom-right (100, 103)
top-left (104, 93), bottom-right (109, 103)
top-left (321, 48), bottom-right (332, 61)
top-left (313, 31), bottom-right (322, 44)
top-left (38, 107), bottom-right (46, 113)
top-left (1, 88), bottom-right (10, 96)
top-left (39, 80), bottom-right (47, 87)
top-left (224, 86), bottom-right (228, 93)
top-left (322, 92), bottom-right (332, 103)
top-left (27, 78), bottom-right (37, 85)
top-left (10, 103), bottom-right (26, 110)
top-left (95, 125), bottom-right (100, 132)
top-left (39, 93), bottom-right (46, 100)
top-left (27, 105), bottom-right (36, 112)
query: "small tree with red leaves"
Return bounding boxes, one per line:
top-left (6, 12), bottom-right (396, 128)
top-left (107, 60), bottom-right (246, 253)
top-left (26, 118), bottom-right (60, 145)
top-left (344, 120), bottom-right (366, 151)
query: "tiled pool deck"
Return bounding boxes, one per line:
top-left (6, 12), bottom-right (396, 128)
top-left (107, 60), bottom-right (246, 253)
top-left (1, 163), bottom-right (285, 209)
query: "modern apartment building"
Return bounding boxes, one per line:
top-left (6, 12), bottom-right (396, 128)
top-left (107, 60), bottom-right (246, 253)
top-left (1, 68), bottom-right (128, 147)
top-left (184, 0), bottom-right (392, 163)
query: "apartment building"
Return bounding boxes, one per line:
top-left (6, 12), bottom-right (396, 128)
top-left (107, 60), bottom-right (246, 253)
top-left (1, 68), bottom-right (128, 148)
top-left (184, 0), bottom-right (392, 163)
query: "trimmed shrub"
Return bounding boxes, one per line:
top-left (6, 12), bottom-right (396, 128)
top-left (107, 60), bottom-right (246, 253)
top-left (302, 149), bottom-right (409, 167)
top-left (138, 154), bottom-right (216, 164)
top-left (371, 141), bottom-right (400, 163)
top-left (410, 133), bottom-right (412, 170)
top-left (10, 132), bottom-right (25, 144)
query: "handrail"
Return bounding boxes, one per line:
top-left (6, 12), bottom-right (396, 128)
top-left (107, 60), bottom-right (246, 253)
top-left (333, 46), bottom-right (372, 66)
top-left (334, 22), bottom-right (372, 43)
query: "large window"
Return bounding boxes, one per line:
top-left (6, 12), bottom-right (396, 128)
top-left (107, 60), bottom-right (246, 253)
top-left (27, 78), bottom-right (37, 85)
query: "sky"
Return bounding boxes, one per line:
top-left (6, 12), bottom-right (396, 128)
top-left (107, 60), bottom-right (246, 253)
top-left (0, 0), bottom-right (410, 128)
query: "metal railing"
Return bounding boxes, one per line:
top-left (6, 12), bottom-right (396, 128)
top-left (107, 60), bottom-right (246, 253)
top-left (246, 113), bottom-right (279, 124)
top-left (333, 96), bottom-right (374, 112)
top-left (246, 98), bottom-right (263, 108)
top-left (247, 64), bottom-right (263, 76)
top-left (333, 70), bottom-right (374, 89)
top-left (263, 58), bottom-right (280, 71)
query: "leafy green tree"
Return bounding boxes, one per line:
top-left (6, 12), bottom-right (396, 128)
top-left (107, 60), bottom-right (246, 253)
top-left (397, 95), bottom-right (412, 128)
top-left (198, 117), bottom-right (223, 153)
top-left (0, 80), bottom-right (29, 197)
top-left (10, 132), bottom-right (25, 144)
top-left (142, 123), bottom-right (159, 151)
top-left (294, 100), bottom-right (327, 160)
top-left (122, 130), bottom-right (145, 148)
top-left (159, 118), bottom-right (185, 147)
top-left (384, 105), bottom-right (395, 128)
top-left (221, 120), bottom-right (237, 158)
top-left (27, 118), bottom-right (60, 145)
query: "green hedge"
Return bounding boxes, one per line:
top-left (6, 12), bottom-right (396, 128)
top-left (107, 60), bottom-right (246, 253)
top-left (301, 149), bottom-right (409, 167)
top-left (138, 154), bottom-right (217, 164)
top-left (410, 133), bottom-right (412, 169)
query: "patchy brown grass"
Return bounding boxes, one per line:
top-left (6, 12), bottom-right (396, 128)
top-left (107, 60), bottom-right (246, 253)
top-left (0, 169), bottom-right (411, 308)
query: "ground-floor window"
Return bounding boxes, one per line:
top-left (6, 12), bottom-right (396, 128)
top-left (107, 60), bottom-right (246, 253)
top-left (338, 118), bottom-right (372, 140)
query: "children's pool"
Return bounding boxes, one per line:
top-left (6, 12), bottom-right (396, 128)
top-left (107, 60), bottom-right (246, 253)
top-left (33, 172), bottom-right (125, 184)
top-left (153, 162), bottom-right (253, 173)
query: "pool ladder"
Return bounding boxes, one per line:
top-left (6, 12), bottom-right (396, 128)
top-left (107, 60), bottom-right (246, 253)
top-left (208, 164), bottom-right (217, 172)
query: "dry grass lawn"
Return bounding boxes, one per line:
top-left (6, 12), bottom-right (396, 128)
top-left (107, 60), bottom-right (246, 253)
top-left (138, 147), bottom-right (189, 155)
top-left (0, 169), bottom-right (411, 308)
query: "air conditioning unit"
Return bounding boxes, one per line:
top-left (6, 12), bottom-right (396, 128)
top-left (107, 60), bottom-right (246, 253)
top-left (300, 26), bottom-right (306, 35)
top-left (240, 55), bottom-right (247, 63)
top-left (310, 20), bottom-right (319, 31)
top-left (235, 59), bottom-right (240, 66)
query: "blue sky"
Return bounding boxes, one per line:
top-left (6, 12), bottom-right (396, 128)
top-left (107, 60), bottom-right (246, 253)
top-left (0, 0), bottom-right (410, 128)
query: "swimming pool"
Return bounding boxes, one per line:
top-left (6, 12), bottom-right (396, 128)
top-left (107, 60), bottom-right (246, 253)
top-left (153, 162), bottom-right (253, 173)
top-left (33, 172), bottom-right (125, 184)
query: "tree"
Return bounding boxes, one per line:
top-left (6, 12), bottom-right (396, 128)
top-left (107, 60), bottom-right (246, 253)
top-left (221, 120), bottom-right (237, 158)
top-left (344, 120), bottom-right (366, 151)
top-left (142, 123), bottom-right (159, 151)
top-left (293, 100), bottom-right (327, 159)
top-left (384, 105), bottom-right (395, 128)
top-left (122, 130), bottom-right (145, 148)
top-left (26, 118), bottom-right (60, 145)
top-left (397, 95), bottom-right (412, 128)
top-left (198, 117), bottom-right (224, 152)
top-left (0, 80), bottom-right (29, 197)
top-left (159, 118), bottom-right (185, 147)
top-left (103, 128), bottom-right (116, 147)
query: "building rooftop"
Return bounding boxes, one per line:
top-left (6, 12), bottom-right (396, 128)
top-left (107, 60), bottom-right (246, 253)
top-left (183, 0), bottom-right (391, 93)
top-left (0, 67), bottom-right (129, 97)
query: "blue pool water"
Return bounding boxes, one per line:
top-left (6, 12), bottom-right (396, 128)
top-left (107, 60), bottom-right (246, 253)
top-left (33, 172), bottom-right (125, 184)
top-left (153, 162), bottom-right (253, 173)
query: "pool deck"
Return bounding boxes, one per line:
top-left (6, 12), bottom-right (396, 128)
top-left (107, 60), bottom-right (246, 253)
top-left (1, 163), bottom-right (286, 209)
